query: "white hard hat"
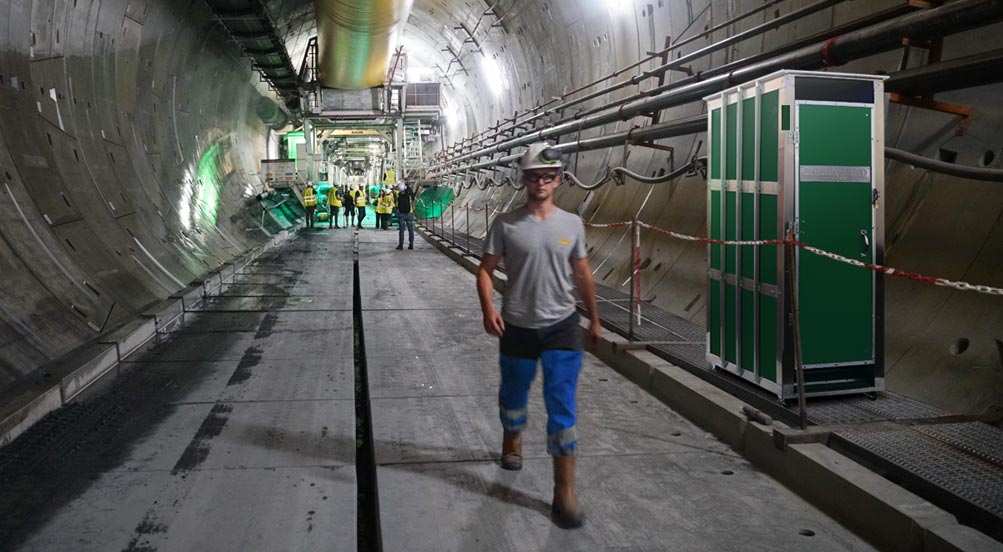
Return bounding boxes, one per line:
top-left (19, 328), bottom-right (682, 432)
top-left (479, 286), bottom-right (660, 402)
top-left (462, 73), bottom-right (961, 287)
top-left (520, 142), bottom-right (563, 171)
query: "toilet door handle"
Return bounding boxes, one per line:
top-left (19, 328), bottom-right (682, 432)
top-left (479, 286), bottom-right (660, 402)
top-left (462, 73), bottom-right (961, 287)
top-left (860, 230), bottom-right (870, 258)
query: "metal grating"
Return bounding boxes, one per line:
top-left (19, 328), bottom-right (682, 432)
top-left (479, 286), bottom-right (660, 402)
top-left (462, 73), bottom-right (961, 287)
top-left (837, 427), bottom-right (1003, 519)
top-left (808, 393), bottom-right (948, 425)
top-left (919, 422), bottom-right (1003, 468)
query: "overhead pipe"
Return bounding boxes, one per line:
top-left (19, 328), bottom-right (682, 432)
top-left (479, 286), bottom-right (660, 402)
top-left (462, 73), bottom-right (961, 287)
top-left (435, 48), bottom-right (1003, 179)
top-left (886, 148), bottom-right (1003, 182)
top-left (539, 0), bottom-right (848, 116)
top-left (434, 115), bottom-right (706, 176)
top-left (447, 1), bottom-right (916, 161)
top-left (434, 0), bottom-right (1003, 175)
top-left (449, 0), bottom-right (856, 159)
top-left (884, 47), bottom-right (1003, 96)
top-left (315, 0), bottom-right (414, 89)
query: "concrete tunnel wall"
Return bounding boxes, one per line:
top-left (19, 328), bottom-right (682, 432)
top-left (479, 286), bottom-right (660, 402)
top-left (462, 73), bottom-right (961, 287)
top-left (0, 1), bottom-right (278, 389)
top-left (0, 0), bottom-right (1000, 418)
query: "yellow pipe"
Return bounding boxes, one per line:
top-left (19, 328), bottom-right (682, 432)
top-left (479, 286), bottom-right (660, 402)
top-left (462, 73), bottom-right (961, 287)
top-left (315, 0), bottom-right (414, 90)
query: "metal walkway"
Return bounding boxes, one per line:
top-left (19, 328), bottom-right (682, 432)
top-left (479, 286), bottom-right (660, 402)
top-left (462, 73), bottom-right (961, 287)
top-left (421, 218), bottom-right (1003, 542)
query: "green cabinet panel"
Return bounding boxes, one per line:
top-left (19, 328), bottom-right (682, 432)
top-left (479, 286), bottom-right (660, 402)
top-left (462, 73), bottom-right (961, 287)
top-left (725, 191), bottom-right (737, 275)
top-left (759, 295), bottom-right (778, 383)
top-left (741, 98), bottom-right (756, 180)
top-left (760, 91), bottom-right (779, 182)
top-left (798, 105), bottom-right (871, 167)
top-left (709, 190), bottom-right (721, 270)
top-left (739, 90), bottom-right (779, 182)
top-left (741, 289), bottom-right (755, 369)
top-left (725, 283), bottom-right (737, 364)
top-left (726, 103), bottom-right (738, 180)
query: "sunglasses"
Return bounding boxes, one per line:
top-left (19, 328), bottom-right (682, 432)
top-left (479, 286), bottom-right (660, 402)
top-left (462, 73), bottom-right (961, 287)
top-left (523, 172), bottom-right (561, 184)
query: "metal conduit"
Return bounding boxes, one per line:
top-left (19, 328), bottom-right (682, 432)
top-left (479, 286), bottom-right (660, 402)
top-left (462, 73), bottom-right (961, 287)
top-left (448, 0), bottom-right (850, 158)
top-left (545, 3), bottom-right (916, 144)
top-left (440, 115), bottom-right (706, 175)
top-left (443, 0), bottom-right (791, 153)
top-left (445, 2), bottom-right (914, 160)
top-left (434, 0), bottom-right (1003, 175)
top-left (885, 47), bottom-right (1003, 96)
top-left (886, 148), bottom-right (1003, 182)
top-left (437, 47), bottom-right (1003, 184)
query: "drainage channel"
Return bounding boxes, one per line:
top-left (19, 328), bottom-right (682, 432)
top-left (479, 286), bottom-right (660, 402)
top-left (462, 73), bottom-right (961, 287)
top-left (353, 230), bottom-right (383, 552)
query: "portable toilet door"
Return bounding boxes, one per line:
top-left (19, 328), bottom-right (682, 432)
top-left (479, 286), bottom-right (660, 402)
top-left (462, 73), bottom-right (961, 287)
top-left (790, 72), bottom-right (886, 397)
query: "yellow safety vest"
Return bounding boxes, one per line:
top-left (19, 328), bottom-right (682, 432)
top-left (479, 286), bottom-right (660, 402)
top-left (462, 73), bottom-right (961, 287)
top-left (303, 188), bottom-right (317, 207)
top-left (354, 191), bottom-right (366, 207)
top-left (327, 190), bottom-right (342, 207)
top-left (377, 195), bottom-right (392, 214)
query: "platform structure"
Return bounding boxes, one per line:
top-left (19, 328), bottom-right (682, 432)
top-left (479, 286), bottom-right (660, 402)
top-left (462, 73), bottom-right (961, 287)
top-left (0, 227), bottom-right (873, 551)
top-left (425, 222), bottom-right (1003, 543)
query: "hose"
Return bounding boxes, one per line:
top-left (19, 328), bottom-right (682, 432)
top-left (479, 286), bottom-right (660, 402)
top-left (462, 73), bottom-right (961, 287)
top-left (885, 147), bottom-right (1003, 182)
top-left (565, 157), bottom-right (706, 190)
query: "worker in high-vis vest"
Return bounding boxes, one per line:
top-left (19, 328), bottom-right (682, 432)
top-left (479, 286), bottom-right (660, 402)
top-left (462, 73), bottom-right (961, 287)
top-left (327, 185), bottom-right (342, 229)
top-left (302, 182), bottom-right (317, 228)
top-left (353, 186), bottom-right (367, 229)
top-left (376, 189), bottom-right (393, 230)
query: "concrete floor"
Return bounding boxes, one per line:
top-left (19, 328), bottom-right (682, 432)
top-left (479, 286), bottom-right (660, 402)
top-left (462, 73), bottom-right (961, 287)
top-left (4, 227), bottom-right (875, 551)
top-left (357, 228), bottom-right (873, 552)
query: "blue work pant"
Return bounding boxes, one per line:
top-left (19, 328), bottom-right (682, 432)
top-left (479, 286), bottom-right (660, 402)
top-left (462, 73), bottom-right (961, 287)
top-left (398, 213), bottom-right (415, 246)
top-left (498, 313), bottom-right (584, 456)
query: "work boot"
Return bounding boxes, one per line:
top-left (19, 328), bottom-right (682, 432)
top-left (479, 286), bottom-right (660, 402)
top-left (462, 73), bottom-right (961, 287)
top-left (407, 243), bottom-right (414, 250)
top-left (500, 431), bottom-right (522, 471)
top-left (395, 244), bottom-right (403, 250)
top-left (551, 456), bottom-right (584, 529)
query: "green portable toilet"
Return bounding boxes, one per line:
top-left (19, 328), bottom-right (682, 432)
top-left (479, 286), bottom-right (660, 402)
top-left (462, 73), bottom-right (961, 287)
top-left (704, 70), bottom-right (886, 401)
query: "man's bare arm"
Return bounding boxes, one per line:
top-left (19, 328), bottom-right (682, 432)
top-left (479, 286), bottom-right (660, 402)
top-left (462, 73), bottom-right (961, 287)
top-left (571, 257), bottom-right (602, 345)
top-left (477, 254), bottom-right (505, 337)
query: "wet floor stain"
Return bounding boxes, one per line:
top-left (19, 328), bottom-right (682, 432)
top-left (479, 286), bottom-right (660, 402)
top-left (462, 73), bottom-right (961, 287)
top-left (171, 403), bottom-right (233, 474)
top-left (122, 511), bottom-right (168, 552)
top-left (254, 312), bottom-right (281, 339)
top-left (226, 346), bottom-right (263, 387)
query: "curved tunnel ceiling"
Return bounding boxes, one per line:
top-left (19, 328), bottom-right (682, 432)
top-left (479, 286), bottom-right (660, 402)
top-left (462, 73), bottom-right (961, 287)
top-left (0, 0), bottom-right (1001, 418)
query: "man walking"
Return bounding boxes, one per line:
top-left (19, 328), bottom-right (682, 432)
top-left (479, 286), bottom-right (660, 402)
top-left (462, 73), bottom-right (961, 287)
top-left (475, 142), bottom-right (601, 529)
top-left (395, 182), bottom-right (416, 250)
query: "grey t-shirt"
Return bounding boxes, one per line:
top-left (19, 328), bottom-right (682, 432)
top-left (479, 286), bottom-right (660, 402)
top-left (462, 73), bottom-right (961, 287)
top-left (484, 206), bottom-right (587, 329)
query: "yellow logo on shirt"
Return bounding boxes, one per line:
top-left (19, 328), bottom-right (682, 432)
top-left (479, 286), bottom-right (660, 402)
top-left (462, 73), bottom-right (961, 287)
top-left (559, 238), bottom-right (571, 246)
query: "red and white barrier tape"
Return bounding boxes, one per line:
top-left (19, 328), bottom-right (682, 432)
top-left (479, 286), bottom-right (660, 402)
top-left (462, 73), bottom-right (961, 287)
top-left (582, 221), bottom-right (631, 229)
top-left (582, 220), bottom-right (1003, 297)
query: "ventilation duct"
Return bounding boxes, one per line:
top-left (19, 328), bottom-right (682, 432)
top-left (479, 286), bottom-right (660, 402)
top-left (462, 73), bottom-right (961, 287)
top-left (315, 0), bottom-right (414, 89)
